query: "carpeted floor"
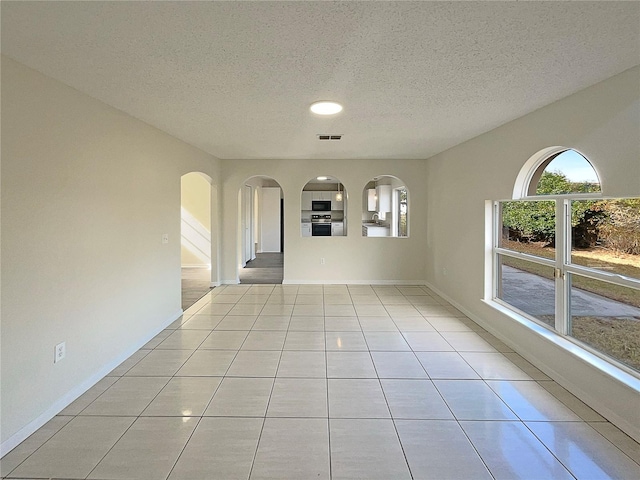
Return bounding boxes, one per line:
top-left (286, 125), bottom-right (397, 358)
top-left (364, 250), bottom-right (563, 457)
top-left (239, 253), bottom-right (284, 284)
top-left (181, 267), bottom-right (213, 310)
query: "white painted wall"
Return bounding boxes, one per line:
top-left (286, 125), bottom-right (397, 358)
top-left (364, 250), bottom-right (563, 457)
top-left (181, 173), bottom-right (211, 267)
top-left (261, 187), bottom-right (281, 252)
top-left (220, 159), bottom-right (428, 284)
top-left (0, 57), bottom-right (220, 451)
top-left (425, 66), bottom-right (640, 441)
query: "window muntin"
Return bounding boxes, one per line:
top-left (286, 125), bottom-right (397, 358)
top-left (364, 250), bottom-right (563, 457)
top-left (495, 197), bottom-right (640, 373)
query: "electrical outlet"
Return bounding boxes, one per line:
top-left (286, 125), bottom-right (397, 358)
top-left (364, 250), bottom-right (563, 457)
top-left (54, 342), bottom-right (66, 363)
top-left (321, 258), bottom-right (325, 265)
top-left (162, 234), bottom-right (169, 244)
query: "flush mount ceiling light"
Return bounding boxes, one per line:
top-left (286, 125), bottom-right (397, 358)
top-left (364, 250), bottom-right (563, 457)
top-left (316, 176), bottom-right (328, 181)
top-left (310, 101), bottom-right (343, 115)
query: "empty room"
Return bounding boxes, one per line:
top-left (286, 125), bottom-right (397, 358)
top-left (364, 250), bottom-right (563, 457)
top-left (1, 2), bottom-right (639, 479)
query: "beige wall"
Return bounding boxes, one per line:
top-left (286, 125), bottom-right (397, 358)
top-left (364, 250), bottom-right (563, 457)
top-left (181, 172), bottom-right (211, 267)
top-left (0, 57), bottom-right (219, 449)
top-left (220, 159), bottom-right (429, 284)
top-left (425, 66), bottom-right (640, 441)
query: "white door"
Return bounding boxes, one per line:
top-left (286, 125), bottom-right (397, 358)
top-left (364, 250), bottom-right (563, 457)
top-left (261, 187), bottom-right (281, 252)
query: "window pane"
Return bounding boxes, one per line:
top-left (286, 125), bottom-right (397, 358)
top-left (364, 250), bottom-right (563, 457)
top-left (534, 150), bottom-right (601, 195)
top-left (569, 274), bottom-right (640, 372)
top-left (397, 188), bottom-right (408, 237)
top-left (571, 199), bottom-right (640, 280)
top-left (497, 254), bottom-right (555, 328)
top-left (499, 200), bottom-right (555, 260)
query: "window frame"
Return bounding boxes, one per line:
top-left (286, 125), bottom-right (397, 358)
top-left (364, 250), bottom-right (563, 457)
top-left (490, 194), bottom-right (640, 378)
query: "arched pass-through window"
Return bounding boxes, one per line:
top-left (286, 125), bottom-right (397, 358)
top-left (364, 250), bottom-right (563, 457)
top-left (361, 175), bottom-right (409, 237)
top-left (300, 176), bottom-right (347, 237)
top-left (491, 148), bottom-right (640, 375)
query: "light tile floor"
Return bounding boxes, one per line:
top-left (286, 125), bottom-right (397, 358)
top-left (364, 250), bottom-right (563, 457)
top-left (2, 284), bottom-right (640, 479)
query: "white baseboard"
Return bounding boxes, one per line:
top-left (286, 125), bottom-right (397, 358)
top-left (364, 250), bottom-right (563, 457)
top-left (221, 279), bottom-right (240, 285)
top-left (0, 309), bottom-right (183, 457)
top-left (423, 281), bottom-right (640, 443)
top-left (283, 279), bottom-right (428, 285)
top-left (210, 281), bottom-right (221, 287)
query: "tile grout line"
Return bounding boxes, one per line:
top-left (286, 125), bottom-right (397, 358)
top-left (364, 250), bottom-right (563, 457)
top-left (326, 284), bottom-right (334, 480)
top-left (86, 296), bottom-right (221, 479)
top-left (246, 286), bottom-right (290, 480)
top-left (8, 283), bottom-right (640, 479)
top-left (144, 286), bottom-right (246, 479)
top-left (429, 377), bottom-right (497, 480)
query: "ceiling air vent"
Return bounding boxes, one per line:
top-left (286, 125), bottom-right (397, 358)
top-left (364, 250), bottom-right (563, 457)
top-left (317, 134), bottom-right (342, 140)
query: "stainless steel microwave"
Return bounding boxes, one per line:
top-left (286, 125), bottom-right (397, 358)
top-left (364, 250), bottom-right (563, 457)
top-left (312, 200), bottom-right (331, 211)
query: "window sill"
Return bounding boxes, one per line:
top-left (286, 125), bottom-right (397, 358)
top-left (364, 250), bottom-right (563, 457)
top-left (482, 298), bottom-right (640, 390)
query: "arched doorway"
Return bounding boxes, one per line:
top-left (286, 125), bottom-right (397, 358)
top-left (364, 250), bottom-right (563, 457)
top-left (181, 172), bottom-right (213, 309)
top-left (238, 176), bottom-right (284, 284)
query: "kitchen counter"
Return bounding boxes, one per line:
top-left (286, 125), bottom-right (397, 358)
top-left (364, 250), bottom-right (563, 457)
top-left (362, 223), bottom-right (390, 237)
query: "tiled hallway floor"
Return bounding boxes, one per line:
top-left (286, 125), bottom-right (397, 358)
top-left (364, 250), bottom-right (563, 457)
top-left (2, 284), bottom-right (639, 479)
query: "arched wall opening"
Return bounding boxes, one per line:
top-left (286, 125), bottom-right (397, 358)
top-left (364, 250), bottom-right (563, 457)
top-left (181, 172), bottom-right (214, 309)
top-left (238, 176), bottom-right (284, 284)
top-left (362, 175), bottom-right (409, 237)
top-left (301, 175), bottom-right (347, 237)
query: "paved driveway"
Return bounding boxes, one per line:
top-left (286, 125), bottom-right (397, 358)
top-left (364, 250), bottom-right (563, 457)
top-left (501, 266), bottom-right (640, 318)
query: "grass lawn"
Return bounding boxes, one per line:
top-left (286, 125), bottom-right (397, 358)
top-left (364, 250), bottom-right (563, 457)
top-left (573, 316), bottom-right (640, 372)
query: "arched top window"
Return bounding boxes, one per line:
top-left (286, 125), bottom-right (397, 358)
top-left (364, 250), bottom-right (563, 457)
top-left (513, 147), bottom-right (601, 199)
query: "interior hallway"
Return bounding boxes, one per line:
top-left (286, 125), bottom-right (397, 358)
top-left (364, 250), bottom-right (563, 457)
top-left (239, 253), bottom-right (284, 284)
top-left (2, 284), bottom-right (639, 479)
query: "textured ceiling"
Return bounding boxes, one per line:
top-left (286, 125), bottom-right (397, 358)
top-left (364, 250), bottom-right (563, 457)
top-left (2, 1), bottom-right (639, 160)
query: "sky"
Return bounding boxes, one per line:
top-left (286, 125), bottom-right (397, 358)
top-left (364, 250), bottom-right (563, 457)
top-left (546, 150), bottom-right (600, 183)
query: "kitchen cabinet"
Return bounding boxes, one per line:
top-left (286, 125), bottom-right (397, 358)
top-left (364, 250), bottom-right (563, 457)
top-left (312, 191), bottom-right (332, 201)
top-left (301, 222), bottom-right (311, 237)
top-left (376, 184), bottom-right (392, 212)
top-left (301, 191), bottom-right (313, 210)
top-left (362, 224), bottom-right (390, 237)
top-left (331, 222), bottom-right (344, 236)
top-left (367, 189), bottom-right (377, 211)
